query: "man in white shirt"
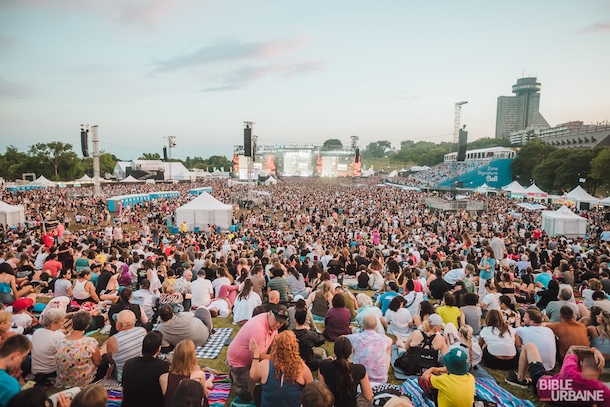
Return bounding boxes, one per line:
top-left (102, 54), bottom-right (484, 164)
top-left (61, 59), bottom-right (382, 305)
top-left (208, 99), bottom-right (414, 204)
top-left (515, 308), bottom-right (556, 371)
top-left (132, 279), bottom-right (158, 321)
top-left (206, 297), bottom-right (232, 318)
top-left (490, 233), bottom-right (506, 260)
top-left (444, 264), bottom-right (465, 286)
top-left (31, 308), bottom-right (66, 382)
top-left (191, 269), bottom-right (214, 308)
top-left (34, 246), bottom-right (49, 270)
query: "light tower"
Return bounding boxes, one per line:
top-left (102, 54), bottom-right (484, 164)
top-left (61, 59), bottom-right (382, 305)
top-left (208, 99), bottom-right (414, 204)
top-left (80, 124), bottom-right (101, 197)
top-left (351, 135), bottom-right (359, 150)
top-left (453, 101), bottom-right (468, 145)
top-left (163, 135), bottom-right (176, 180)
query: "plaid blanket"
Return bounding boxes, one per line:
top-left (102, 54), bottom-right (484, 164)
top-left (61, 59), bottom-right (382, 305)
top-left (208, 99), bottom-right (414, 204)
top-left (167, 327), bottom-right (234, 359)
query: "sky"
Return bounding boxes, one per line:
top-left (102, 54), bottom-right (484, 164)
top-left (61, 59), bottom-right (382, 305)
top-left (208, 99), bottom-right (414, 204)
top-left (1, 0), bottom-right (609, 161)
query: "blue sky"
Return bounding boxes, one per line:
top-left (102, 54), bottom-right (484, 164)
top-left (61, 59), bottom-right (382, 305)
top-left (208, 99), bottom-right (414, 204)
top-left (1, 0), bottom-right (609, 161)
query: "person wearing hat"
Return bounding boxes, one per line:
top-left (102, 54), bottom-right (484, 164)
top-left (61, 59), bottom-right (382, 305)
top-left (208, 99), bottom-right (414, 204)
top-left (419, 347), bottom-right (475, 407)
top-left (395, 313), bottom-right (447, 369)
top-left (226, 304), bottom-right (289, 403)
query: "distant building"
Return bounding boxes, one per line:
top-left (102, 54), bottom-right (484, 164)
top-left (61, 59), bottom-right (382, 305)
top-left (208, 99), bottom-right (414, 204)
top-left (510, 121), bottom-right (610, 149)
top-left (113, 160), bottom-right (190, 181)
top-left (495, 77), bottom-right (550, 139)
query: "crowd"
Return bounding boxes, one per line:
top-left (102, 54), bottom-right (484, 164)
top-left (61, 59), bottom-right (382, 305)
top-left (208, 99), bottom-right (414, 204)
top-left (406, 161), bottom-right (485, 186)
top-left (0, 176), bottom-right (610, 407)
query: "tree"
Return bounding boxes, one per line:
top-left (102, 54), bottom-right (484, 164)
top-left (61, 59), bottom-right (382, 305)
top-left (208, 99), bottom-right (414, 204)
top-left (591, 147), bottom-right (610, 190)
top-left (511, 140), bottom-right (556, 183)
top-left (322, 139), bottom-right (343, 151)
top-left (81, 152), bottom-right (120, 178)
top-left (139, 152), bottom-right (161, 160)
top-left (28, 142), bottom-right (79, 180)
top-left (364, 141), bottom-right (392, 158)
top-left (531, 149), bottom-right (571, 192)
top-left (552, 149), bottom-right (599, 192)
top-left (0, 146), bottom-right (30, 180)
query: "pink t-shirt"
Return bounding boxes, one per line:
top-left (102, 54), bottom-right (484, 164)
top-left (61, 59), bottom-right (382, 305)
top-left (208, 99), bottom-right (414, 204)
top-left (227, 312), bottom-right (277, 368)
top-left (537, 354), bottom-right (610, 406)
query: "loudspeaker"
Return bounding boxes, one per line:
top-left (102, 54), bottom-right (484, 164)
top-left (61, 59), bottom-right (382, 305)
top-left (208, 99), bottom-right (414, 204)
top-left (457, 129), bottom-right (468, 161)
top-left (244, 128), bottom-right (252, 157)
top-left (80, 129), bottom-right (89, 158)
top-left (163, 147), bottom-right (168, 161)
top-left (355, 148), bottom-right (360, 163)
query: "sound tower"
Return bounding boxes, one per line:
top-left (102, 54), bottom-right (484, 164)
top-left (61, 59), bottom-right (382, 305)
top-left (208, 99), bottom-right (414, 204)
top-left (355, 148), bottom-right (360, 163)
top-left (163, 147), bottom-right (168, 161)
top-left (80, 129), bottom-right (89, 157)
top-left (244, 128), bottom-right (252, 157)
top-left (457, 128), bottom-right (468, 162)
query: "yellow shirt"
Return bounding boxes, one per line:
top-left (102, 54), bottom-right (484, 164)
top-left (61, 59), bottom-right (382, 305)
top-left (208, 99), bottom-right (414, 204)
top-left (430, 373), bottom-right (475, 407)
top-left (436, 305), bottom-right (461, 328)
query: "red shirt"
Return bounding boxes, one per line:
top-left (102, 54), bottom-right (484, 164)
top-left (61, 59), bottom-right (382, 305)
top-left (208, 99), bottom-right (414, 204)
top-left (227, 312), bottom-right (277, 368)
top-left (42, 259), bottom-right (62, 277)
top-left (42, 233), bottom-right (54, 249)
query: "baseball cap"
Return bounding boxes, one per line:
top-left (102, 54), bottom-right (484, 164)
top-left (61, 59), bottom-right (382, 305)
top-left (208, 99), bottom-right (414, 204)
top-left (428, 314), bottom-right (444, 327)
top-left (443, 347), bottom-right (470, 375)
top-left (293, 294), bottom-right (305, 302)
top-left (183, 262), bottom-right (192, 269)
top-left (12, 298), bottom-right (34, 312)
top-left (271, 304), bottom-right (289, 325)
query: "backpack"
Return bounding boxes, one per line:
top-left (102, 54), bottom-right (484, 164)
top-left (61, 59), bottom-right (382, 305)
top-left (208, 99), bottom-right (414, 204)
top-left (394, 332), bottom-right (440, 375)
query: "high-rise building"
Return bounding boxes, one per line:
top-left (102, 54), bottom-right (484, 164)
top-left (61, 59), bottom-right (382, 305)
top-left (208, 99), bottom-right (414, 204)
top-left (495, 77), bottom-right (550, 139)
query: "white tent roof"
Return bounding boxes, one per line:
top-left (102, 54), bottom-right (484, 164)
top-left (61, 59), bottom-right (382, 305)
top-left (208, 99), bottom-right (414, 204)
top-left (410, 165), bottom-right (431, 172)
top-left (517, 202), bottom-right (547, 210)
top-left (178, 192), bottom-right (232, 210)
top-left (388, 170), bottom-right (398, 178)
top-left (502, 181), bottom-right (527, 194)
top-left (525, 183), bottom-right (547, 195)
top-left (120, 175), bottom-right (142, 183)
top-left (598, 196), bottom-right (610, 206)
top-left (76, 174), bottom-right (92, 182)
top-left (0, 201), bottom-right (23, 212)
top-left (31, 175), bottom-right (56, 186)
top-left (543, 205), bottom-right (583, 219)
top-left (0, 201), bottom-right (25, 227)
top-left (566, 185), bottom-right (598, 203)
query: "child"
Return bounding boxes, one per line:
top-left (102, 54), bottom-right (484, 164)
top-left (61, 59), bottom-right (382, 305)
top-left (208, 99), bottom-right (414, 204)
top-left (0, 334), bottom-right (32, 405)
top-left (10, 298), bottom-right (37, 334)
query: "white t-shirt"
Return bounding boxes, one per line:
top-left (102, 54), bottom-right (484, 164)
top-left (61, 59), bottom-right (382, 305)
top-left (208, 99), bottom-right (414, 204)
top-left (31, 328), bottom-right (65, 374)
top-left (515, 325), bottom-right (557, 371)
top-left (385, 308), bottom-right (412, 337)
top-left (11, 313), bottom-right (33, 329)
top-left (444, 268), bottom-right (465, 285)
top-left (206, 299), bottom-right (230, 317)
top-left (482, 293), bottom-right (501, 311)
top-left (479, 326), bottom-right (516, 357)
top-left (191, 278), bottom-right (214, 308)
top-left (212, 277), bottom-right (231, 298)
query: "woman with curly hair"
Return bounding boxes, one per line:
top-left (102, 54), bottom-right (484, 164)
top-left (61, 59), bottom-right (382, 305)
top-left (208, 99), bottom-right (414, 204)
top-left (249, 330), bottom-right (314, 407)
top-left (318, 336), bottom-right (373, 407)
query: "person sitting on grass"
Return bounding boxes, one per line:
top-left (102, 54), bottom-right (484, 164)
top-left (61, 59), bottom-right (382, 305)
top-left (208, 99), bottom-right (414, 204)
top-left (323, 294), bottom-right (352, 342)
top-left (505, 343), bottom-right (610, 406)
top-left (419, 347), bottom-right (475, 407)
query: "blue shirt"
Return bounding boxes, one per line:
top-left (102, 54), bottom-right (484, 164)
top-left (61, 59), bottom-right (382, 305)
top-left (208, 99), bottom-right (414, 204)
top-left (376, 292), bottom-right (400, 315)
top-left (479, 258), bottom-right (496, 280)
top-left (0, 368), bottom-right (21, 407)
top-left (535, 273), bottom-right (552, 289)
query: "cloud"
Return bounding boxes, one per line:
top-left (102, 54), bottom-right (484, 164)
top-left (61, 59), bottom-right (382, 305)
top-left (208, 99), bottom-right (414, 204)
top-left (152, 37), bottom-right (309, 73)
top-left (201, 60), bottom-right (326, 92)
top-left (0, 78), bottom-right (34, 99)
top-left (575, 22), bottom-right (610, 34)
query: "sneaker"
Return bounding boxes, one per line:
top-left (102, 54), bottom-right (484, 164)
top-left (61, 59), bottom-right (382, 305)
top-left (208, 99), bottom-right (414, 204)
top-left (505, 372), bottom-right (531, 389)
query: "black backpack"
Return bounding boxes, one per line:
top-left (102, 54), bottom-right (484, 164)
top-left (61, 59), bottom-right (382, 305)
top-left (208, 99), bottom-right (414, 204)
top-left (394, 332), bottom-right (440, 375)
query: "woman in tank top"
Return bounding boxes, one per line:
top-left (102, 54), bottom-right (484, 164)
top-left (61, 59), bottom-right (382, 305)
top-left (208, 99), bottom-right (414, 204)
top-left (72, 269), bottom-right (100, 304)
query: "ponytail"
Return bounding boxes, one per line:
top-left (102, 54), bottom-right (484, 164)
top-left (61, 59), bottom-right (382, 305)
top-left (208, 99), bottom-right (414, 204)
top-left (333, 337), bottom-right (356, 400)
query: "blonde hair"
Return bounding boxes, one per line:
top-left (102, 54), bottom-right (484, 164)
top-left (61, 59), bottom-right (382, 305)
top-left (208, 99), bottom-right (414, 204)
top-left (0, 310), bottom-right (11, 331)
top-left (384, 397), bottom-right (414, 407)
top-left (170, 339), bottom-right (199, 376)
top-left (459, 325), bottom-right (475, 365)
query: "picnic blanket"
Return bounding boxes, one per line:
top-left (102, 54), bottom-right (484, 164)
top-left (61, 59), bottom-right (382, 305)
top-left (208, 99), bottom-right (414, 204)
top-left (168, 327), bottom-right (233, 359)
top-left (400, 377), bottom-right (536, 407)
top-left (96, 374), bottom-right (232, 407)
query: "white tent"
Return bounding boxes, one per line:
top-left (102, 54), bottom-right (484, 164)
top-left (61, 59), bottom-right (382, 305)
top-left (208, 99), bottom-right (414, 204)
top-left (541, 205), bottom-right (588, 238)
top-left (475, 183), bottom-right (494, 194)
top-left (175, 192), bottom-right (233, 230)
top-left (120, 175), bottom-right (142, 183)
top-left (598, 196), bottom-right (610, 207)
top-left (566, 186), bottom-right (598, 205)
top-left (263, 176), bottom-right (277, 185)
top-left (525, 183), bottom-right (548, 198)
top-left (75, 174), bottom-right (93, 183)
top-left (502, 181), bottom-right (527, 195)
top-left (410, 165), bottom-right (431, 172)
top-left (31, 175), bottom-right (56, 187)
top-left (387, 170), bottom-right (398, 178)
top-left (0, 201), bottom-right (25, 227)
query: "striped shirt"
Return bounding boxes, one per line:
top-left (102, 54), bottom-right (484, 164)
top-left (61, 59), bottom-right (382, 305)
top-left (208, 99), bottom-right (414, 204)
top-left (113, 327), bottom-right (147, 382)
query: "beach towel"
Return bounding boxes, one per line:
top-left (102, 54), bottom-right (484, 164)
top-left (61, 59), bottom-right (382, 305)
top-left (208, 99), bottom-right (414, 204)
top-left (168, 327), bottom-right (233, 359)
top-left (400, 377), bottom-right (536, 407)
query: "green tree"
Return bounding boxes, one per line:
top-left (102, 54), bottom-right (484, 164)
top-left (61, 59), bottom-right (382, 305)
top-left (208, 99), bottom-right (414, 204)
top-left (81, 152), bottom-right (120, 178)
top-left (531, 149), bottom-right (571, 192)
top-left (139, 152), bottom-right (161, 160)
top-left (591, 147), bottom-right (610, 190)
top-left (511, 140), bottom-right (556, 183)
top-left (0, 146), bottom-right (30, 180)
top-left (28, 142), bottom-right (79, 180)
top-left (364, 141), bottom-right (392, 158)
top-left (553, 149), bottom-right (599, 192)
top-left (322, 139), bottom-right (343, 150)
top-left (466, 137), bottom-right (512, 150)
top-left (205, 155), bottom-right (233, 171)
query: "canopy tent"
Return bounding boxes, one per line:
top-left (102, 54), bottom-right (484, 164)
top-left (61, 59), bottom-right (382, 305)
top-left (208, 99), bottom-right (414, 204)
top-left (598, 196), bottom-right (610, 207)
top-left (565, 186), bottom-right (598, 206)
top-left (475, 183), bottom-right (494, 194)
top-left (360, 169), bottom-right (375, 177)
top-left (263, 176), bottom-right (277, 185)
top-left (119, 175), bottom-right (142, 183)
top-left (525, 183), bottom-right (548, 199)
top-left (541, 205), bottom-right (587, 238)
top-left (0, 201), bottom-right (26, 227)
top-left (387, 170), bottom-right (398, 178)
top-left (410, 165), bottom-right (431, 172)
top-left (31, 175), bottom-right (56, 187)
top-left (75, 174), bottom-right (93, 183)
top-left (175, 192), bottom-right (233, 230)
top-left (517, 202), bottom-right (547, 211)
top-left (502, 181), bottom-right (527, 195)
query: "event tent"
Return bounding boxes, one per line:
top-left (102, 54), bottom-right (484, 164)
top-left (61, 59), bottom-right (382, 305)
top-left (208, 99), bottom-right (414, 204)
top-left (565, 186), bottom-right (598, 207)
top-left (598, 196), bottom-right (610, 207)
top-left (31, 175), bottom-right (56, 187)
top-left (175, 192), bottom-right (233, 230)
top-left (541, 205), bottom-right (587, 238)
top-left (0, 201), bottom-right (25, 227)
top-left (387, 170), bottom-right (398, 178)
top-left (75, 174), bottom-right (93, 183)
top-left (525, 183), bottom-right (548, 199)
top-left (502, 181), bottom-right (527, 195)
top-left (263, 176), bottom-right (277, 185)
top-left (119, 175), bottom-right (142, 183)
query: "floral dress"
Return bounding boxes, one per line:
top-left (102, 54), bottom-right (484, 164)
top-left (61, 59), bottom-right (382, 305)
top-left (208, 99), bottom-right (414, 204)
top-left (56, 337), bottom-right (99, 388)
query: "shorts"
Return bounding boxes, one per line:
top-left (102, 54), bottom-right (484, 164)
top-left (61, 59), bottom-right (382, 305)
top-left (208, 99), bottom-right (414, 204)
top-left (528, 361), bottom-right (548, 390)
top-left (483, 347), bottom-right (519, 370)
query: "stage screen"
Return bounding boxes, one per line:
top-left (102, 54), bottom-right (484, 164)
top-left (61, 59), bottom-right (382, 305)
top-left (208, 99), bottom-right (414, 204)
top-left (281, 151), bottom-right (313, 176)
